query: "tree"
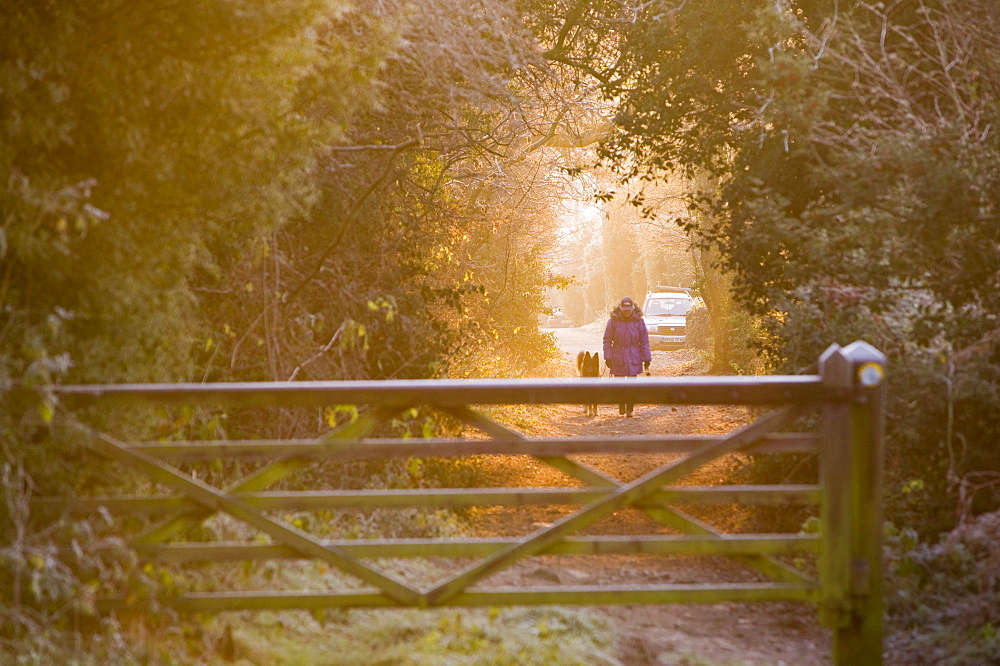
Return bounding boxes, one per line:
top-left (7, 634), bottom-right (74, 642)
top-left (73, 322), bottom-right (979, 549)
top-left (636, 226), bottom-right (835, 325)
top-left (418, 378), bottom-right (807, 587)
top-left (1, 0), bottom-right (588, 653)
top-left (592, 0), bottom-right (999, 350)
top-left (199, 0), bottom-right (573, 387)
top-left (1, 1), bottom-right (348, 386)
top-left (577, 0), bottom-right (1000, 528)
top-left (1, 0), bottom-right (362, 643)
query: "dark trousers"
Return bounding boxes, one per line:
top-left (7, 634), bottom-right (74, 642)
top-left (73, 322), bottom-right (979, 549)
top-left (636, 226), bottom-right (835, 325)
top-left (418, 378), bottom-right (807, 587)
top-left (613, 374), bottom-right (637, 415)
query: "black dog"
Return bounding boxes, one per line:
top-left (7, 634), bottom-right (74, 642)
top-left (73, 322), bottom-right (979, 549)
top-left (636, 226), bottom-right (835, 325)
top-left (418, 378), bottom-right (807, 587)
top-left (576, 351), bottom-right (600, 416)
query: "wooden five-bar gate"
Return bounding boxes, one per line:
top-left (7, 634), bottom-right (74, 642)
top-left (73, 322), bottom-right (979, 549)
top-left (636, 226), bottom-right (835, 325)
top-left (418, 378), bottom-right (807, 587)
top-left (29, 341), bottom-right (886, 664)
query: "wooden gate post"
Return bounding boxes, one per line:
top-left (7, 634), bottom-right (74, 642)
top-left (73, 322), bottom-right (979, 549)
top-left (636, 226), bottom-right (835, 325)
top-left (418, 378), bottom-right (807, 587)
top-left (819, 341), bottom-right (887, 665)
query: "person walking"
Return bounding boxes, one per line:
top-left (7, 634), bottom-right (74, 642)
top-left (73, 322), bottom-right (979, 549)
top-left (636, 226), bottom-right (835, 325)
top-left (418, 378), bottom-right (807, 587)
top-left (603, 296), bottom-right (651, 417)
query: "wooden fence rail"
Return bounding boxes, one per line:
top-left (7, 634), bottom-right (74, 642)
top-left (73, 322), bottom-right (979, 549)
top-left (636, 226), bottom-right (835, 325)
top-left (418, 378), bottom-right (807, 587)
top-left (21, 340), bottom-right (886, 665)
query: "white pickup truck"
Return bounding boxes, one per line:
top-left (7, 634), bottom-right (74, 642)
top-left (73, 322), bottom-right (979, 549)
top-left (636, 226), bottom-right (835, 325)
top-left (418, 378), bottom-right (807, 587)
top-left (642, 288), bottom-right (694, 350)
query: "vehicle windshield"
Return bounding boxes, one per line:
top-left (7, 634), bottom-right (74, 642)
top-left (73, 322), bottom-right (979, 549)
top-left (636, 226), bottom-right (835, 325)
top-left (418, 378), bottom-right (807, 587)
top-left (645, 298), bottom-right (691, 316)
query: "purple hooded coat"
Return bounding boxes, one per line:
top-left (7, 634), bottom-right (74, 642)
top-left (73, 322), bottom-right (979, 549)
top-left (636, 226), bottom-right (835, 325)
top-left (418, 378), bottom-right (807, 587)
top-left (603, 305), bottom-right (652, 377)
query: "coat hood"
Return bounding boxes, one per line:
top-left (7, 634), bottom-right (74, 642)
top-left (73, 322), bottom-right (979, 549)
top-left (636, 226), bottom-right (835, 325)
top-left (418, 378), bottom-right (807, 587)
top-left (610, 305), bottom-right (644, 319)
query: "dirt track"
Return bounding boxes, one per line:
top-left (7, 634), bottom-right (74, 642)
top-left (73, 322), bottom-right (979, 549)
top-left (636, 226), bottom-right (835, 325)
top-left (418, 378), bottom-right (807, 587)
top-left (465, 325), bottom-right (832, 665)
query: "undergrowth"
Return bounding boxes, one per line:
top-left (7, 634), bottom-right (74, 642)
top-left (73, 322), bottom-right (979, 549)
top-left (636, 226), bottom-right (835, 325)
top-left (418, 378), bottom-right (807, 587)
top-left (884, 512), bottom-right (1000, 665)
top-left (1, 417), bottom-right (619, 665)
top-left (196, 605), bottom-right (617, 666)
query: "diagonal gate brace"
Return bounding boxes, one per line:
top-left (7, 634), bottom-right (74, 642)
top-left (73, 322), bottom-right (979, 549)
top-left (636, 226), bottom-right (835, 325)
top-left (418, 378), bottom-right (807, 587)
top-left (134, 404), bottom-right (406, 545)
top-left (67, 416), bottom-right (421, 606)
top-left (439, 405), bottom-right (618, 488)
top-left (440, 404), bottom-right (810, 583)
top-left (425, 405), bottom-right (806, 605)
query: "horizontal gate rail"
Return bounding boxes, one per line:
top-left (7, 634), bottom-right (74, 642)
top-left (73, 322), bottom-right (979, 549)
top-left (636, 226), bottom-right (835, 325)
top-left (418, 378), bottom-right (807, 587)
top-left (116, 533), bottom-right (823, 561)
top-left (35, 485), bottom-right (823, 516)
top-left (15, 340), bottom-right (887, 665)
top-left (98, 582), bottom-right (820, 614)
top-left (120, 432), bottom-right (819, 460)
top-left (40, 375), bottom-right (844, 409)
